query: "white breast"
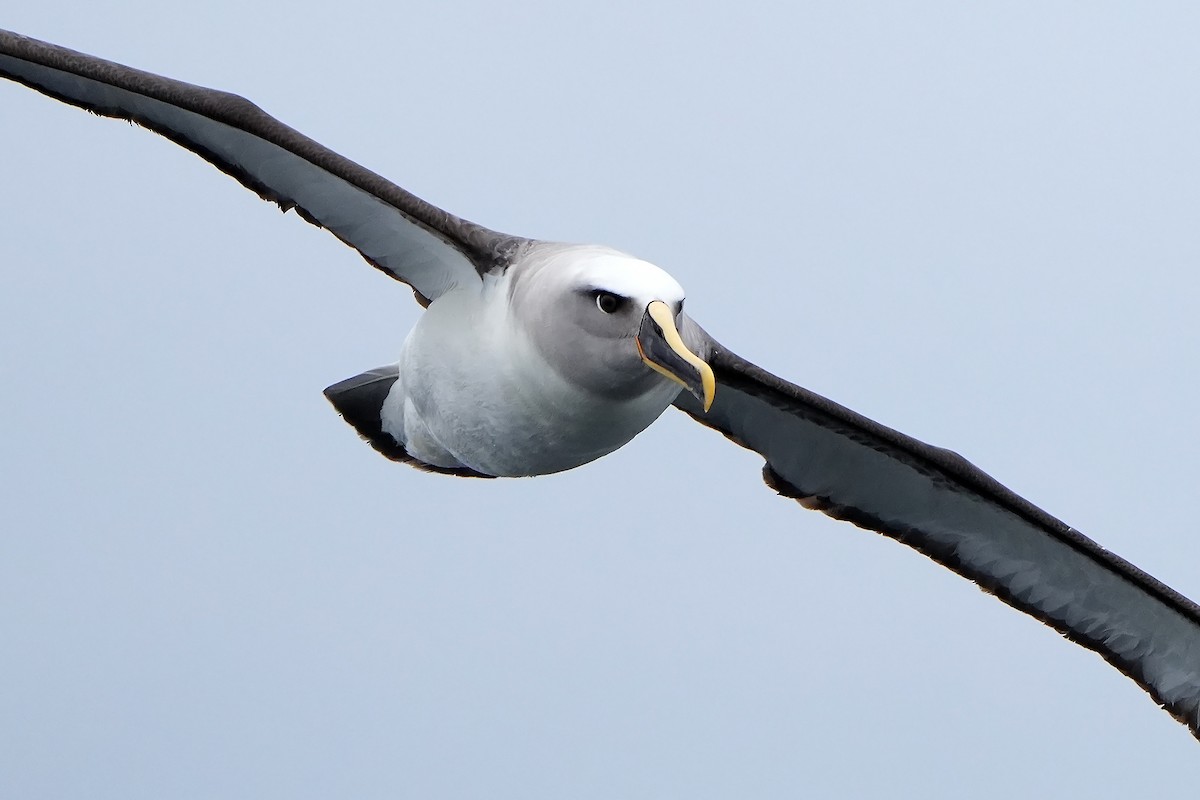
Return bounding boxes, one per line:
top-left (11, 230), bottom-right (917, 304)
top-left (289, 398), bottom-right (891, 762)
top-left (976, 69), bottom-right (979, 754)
top-left (390, 274), bottom-right (679, 477)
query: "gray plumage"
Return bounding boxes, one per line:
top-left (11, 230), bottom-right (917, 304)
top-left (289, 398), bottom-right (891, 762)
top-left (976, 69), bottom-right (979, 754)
top-left (2, 28), bottom-right (1198, 740)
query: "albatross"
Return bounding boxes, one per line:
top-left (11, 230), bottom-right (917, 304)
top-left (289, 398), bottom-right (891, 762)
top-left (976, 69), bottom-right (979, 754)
top-left (2, 29), bottom-right (1198, 740)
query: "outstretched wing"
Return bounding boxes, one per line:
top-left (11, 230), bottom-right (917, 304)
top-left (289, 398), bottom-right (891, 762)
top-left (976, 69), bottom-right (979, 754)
top-left (0, 29), bottom-right (528, 303)
top-left (674, 337), bottom-right (1200, 739)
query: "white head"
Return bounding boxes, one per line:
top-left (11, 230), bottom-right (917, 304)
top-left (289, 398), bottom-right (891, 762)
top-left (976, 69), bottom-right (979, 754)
top-left (507, 243), bottom-right (693, 400)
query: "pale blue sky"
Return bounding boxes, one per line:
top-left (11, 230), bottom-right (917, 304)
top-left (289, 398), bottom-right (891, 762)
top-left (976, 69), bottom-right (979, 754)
top-left (2, 3), bottom-right (1198, 797)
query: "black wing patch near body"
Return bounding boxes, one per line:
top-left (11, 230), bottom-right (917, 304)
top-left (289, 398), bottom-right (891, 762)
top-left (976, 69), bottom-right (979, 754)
top-left (674, 339), bottom-right (1200, 739)
top-left (323, 366), bottom-right (492, 479)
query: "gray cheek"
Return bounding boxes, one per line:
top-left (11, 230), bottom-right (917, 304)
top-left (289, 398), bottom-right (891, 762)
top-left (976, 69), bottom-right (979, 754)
top-left (528, 319), bottom-right (662, 401)
top-left (509, 263), bottom-right (665, 400)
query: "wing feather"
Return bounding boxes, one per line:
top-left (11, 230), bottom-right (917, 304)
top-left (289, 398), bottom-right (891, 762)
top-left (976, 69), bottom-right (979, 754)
top-left (675, 337), bottom-right (1200, 739)
top-left (0, 29), bottom-right (528, 302)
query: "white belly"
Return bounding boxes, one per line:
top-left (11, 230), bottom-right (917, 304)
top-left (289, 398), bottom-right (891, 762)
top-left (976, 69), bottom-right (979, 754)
top-left (390, 287), bottom-right (678, 477)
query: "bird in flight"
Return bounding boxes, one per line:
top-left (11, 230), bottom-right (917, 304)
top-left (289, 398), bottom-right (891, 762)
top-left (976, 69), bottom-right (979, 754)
top-left (2, 28), bottom-right (1197, 740)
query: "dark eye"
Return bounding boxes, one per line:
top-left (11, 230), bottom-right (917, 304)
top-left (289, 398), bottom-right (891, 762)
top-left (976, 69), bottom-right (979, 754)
top-left (595, 291), bottom-right (626, 314)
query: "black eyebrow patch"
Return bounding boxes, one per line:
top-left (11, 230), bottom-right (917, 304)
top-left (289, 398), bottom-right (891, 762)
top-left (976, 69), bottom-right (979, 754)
top-left (589, 288), bottom-right (631, 314)
top-left (579, 286), bottom-right (630, 299)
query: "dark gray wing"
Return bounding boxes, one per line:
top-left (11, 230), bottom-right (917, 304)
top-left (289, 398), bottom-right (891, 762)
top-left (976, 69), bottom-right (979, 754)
top-left (674, 336), bottom-right (1200, 740)
top-left (0, 29), bottom-right (528, 302)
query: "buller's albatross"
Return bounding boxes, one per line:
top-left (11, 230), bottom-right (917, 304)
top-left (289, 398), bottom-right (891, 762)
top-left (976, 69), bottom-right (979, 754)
top-left (2, 29), bottom-right (1198, 740)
